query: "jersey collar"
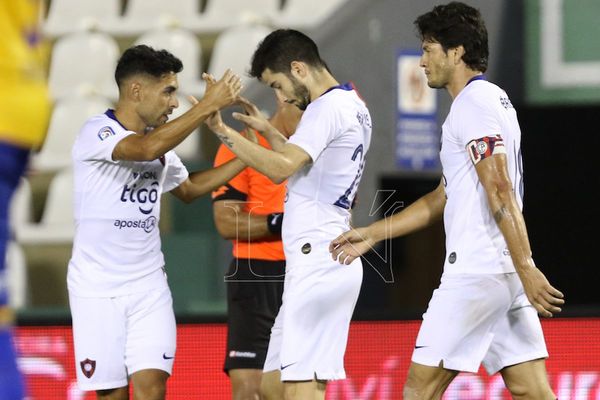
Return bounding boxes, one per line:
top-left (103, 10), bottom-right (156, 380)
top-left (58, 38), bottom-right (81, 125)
top-left (105, 109), bottom-right (127, 130)
top-left (321, 82), bottom-right (354, 97)
top-left (466, 74), bottom-right (486, 86)
top-left (319, 82), bottom-right (366, 103)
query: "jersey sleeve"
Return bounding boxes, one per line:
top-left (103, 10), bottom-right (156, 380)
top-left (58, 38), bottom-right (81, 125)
top-left (457, 92), bottom-right (508, 165)
top-left (455, 92), bottom-right (502, 147)
top-left (211, 143), bottom-right (248, 202)
top-left (163, 151), bottom-right (189, 192)
top-left (287, 100), bottom-right (338, 162)
top-left (75, 120), bottom-right (136, 162)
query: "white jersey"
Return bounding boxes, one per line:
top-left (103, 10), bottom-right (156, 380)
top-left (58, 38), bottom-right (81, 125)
top-left (68, 110), bottom-right (188, 297)
top-left (284, 83), bottom-right (372, 261)
top-left (440, 78), bottom-right (523, 274)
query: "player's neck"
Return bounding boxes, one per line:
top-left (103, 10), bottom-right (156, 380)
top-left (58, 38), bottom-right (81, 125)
top-left (114, 104), bottom-right (146, 134)
top-left (309, 69), bottom-right (339, 102)
top-left (447, 68), bottom-right (483, 99)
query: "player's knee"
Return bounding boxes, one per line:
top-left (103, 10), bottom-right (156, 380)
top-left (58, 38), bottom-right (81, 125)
top-left (232, 377), bottom-right (261, 400)
top-left (505, 378), bottom-right (555, 400)
top-left (133, 381), bottom-right (167, 400)
top-left (403, 365), bottom-right (453, 400)
top-left (403, 372), bottom-right (433, 400)
top-left (96, 387), bottom-right (129, 400)
top-left (260, 379), bottom-right (281, 400)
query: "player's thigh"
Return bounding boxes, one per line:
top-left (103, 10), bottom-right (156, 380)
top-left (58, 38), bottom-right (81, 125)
top-left (482, 277), bottom-right (548, 375)
top-left (279, 258), bottom-right (362, 381)
top-left (404, 362), bottom-right (458, 400)
top-left (125, 287), bottom-right (176, 377)
top-left (69, 293), bottom-right (129, 391)
top-left (500, 358), bottom-right (555, 399)
top-left (412, 274), bottom-right (512, 373)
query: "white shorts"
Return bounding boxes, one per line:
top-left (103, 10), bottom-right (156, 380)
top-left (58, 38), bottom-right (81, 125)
top-left (412, 273), bottom-right (548, 374)
top-left (69, 286), bottom-right (176, 391)
top-left (263, 256), bottom-right (362, 381)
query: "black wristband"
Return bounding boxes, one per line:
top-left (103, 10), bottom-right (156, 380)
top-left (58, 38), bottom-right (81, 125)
top-left (266, 213), bottom-right (283, 235)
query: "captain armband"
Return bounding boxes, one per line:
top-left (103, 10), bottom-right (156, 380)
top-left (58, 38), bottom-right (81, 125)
top-left (466, 134), bottom-right (506, 165)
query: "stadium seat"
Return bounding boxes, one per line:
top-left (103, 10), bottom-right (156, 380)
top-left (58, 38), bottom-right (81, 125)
top-left (32, 96), bottom-right (113, 172)
top-left (9, 179), bottom-right (33, 235)
top-left (5, 242), bottom-right (28, 309)
top-left (188, 0), bottom-right (279, 33)
top-left (48, 32), bottom-right (120, 101)
top-left (168, 96), bottom-right (202, 161)
top-left (134, 28), bottom-right (205, 97)
top-left (16, 169), bottom-right (75, 245)
top-left (43, 0), bottom-right (121, 38)
top-left (208, 24), bottom-right (272, 88)
top-left (115, 0), bottom-right (200, 36)
top-left (277, 0), bottom-right (347, 29)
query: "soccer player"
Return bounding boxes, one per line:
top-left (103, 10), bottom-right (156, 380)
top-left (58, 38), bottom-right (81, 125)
top-left (0, 1), bottom-right (50, 398)
top-left (330, 2), bottom-right (564, 399)
top-left (205, 29), bottom-right (372, 400)
top-left (211, 94), bottom-right (302, 400)
top-left (68, 45), bottom-right (243, 399)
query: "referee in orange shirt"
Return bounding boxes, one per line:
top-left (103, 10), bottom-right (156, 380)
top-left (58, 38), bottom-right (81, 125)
top-left (212, 96), bottom-right (301, 400)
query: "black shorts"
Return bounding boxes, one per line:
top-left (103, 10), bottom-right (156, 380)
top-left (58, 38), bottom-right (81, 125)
top-left (224, 258), bottom-right (285, 372)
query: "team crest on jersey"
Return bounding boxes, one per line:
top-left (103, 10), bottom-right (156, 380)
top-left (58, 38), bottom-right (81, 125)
top-left (97, 126), bottom-right (115, 141)
top-left (500, 95), bottom-right (513, 109)
top-left (80, 358), bottom-right (96, 378)
top-left (466, 134), bottom-right (506, 165)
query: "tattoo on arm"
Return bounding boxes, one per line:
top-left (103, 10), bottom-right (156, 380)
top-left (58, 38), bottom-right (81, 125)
top-left (217, 134), bottom-right (234, 148)
top-left (493, 206), bottom-right (509, 224)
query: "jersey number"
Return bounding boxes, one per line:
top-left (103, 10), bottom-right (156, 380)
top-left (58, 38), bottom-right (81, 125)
top-left (334, 144), bottom-right (365, 209)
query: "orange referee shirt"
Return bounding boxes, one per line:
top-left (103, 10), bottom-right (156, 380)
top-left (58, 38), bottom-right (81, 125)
top-left (212, 133), bottom-right (286, 261)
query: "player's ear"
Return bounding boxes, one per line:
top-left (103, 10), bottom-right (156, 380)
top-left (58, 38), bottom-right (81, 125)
top-left (290, 61), bottom-right (307, 79)
top-left (452, 45), bottom-right (465, 65)
top-left (130, 81), bottom-right (142, 102)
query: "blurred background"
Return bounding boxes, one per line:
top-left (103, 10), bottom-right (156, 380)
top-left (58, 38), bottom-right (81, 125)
top-left (3, 0), bottom-right (598, 398)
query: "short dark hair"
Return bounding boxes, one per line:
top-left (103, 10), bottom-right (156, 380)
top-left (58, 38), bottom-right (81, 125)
top-left (115, 45), bottom-right (183, 87)
top-left (249, 29), bottom-right (329, 79)
top-left (414, 2), bottom-right (488, 72)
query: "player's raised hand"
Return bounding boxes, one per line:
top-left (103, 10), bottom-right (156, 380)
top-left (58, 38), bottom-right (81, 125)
top-left (204, 108), bottom-right (225, 133)
top-left (329, 227), bottom-right (377, 265)
top-left (518, 266), bottom-right (565, 318)
top-left (232, 97), bottom-right (273, 134)
top-left (202, 69), bottom-right (242, 110)
top-left (243, 129), bottom-right (259, 144)
top-left (200, 73), bottom-right (225, 132)
top-left (202, 72), bottom-right (217, 89)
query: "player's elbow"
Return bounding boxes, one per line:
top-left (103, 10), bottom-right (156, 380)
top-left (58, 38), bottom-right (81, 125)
top-left (267, 159), bottom-right (295, 184)
top-left (213, 213), bottom-right (237, 239)
top-left (493, 178), bottom-right (514, 200)
top-left (179, 194), bottom-right (194, 204)
top-left (269, 173), bottom-right (287, 185)
top-left (214, 223), bottom-right (237, 240)
top-left (134, 140), bottom-right (165, 161)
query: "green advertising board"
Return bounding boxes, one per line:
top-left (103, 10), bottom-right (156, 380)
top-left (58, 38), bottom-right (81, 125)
top-left (526, 0), bottom-right (600, 104)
